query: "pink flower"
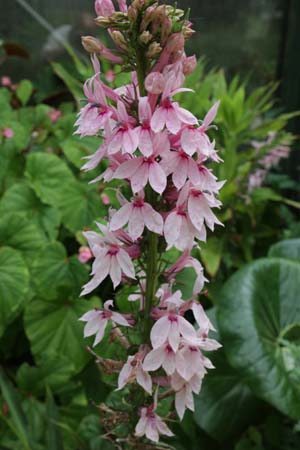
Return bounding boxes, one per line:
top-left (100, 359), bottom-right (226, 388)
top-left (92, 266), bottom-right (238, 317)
top-left (95, 0), bottom-right (115, 17)
top-left (75, 67), bottom-right (114, 137)
top-left (107, 101), bottom-right (139, 155)
top-left (143, 341), bottom-right (186, 376)
top-left (2, 128), bottom-right (14, 139)
top-left (79, 300), bottom-right (130, 346)
top-left (161, 148), bottom-right (200, 190)
top-left (145, 72), bottom-right (166, 95)
top-left (149, 291), bottom-right (197, 352)
top-left (135, 97), bottom-right (155, 157)
top-left (181, 101), bottom-right (220, 156)
top-left (187, 187), bottom-right (223, 233)
top-left (110, 192), bottom-right (163, 240)
top-left (114, 132), bottom-right (169, 194)
top-left (150, 72), bottom-right (197, 134)
top-left (101, 193), bottom-right (111, 205)
top-left (118, 351), bottom-right (152, 394)
top-left (135, 405), bottom-right (174, 442)
top-left (171, 371), bottom-right (203, 420)
top-left (78, 246), bottom-right (93, 264)
top-left (81, 223), bottom-right (135, 295)
top-left (48, 109), bottom-right (62, 124)
top-left (1, 76), bottom-right (12, 87)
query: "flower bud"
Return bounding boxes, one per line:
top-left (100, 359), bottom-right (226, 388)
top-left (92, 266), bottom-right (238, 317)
top-left (2, 128), bottom-right (14, 139)
top-left (161, 17), bottom-right (173, 44)
top-left (95, 12), bottom-right (130, 30)
top-left (117, 0), bottom-right (128, 13)
top-left (82, 36), bottom-right (104, 53)
top-left (166, 32), bottom-right (185, 54)
top-left (140, 6), bottom-right (156, 31)
top-left (183, 55), bottom-right (197, 75)
top-left (95, 0), bottom-right (115, 17)
top-left (78, 246), bottom-right (93, 264)
top-left (153, 4), bottom-right (167, 23)
top-left (145, 72), bottom-right (165, 94)
top-left (139, 31), bottom-right (152, 45)
top-left (182, 23), bottom-right (195, 39)
top-left (128, 5), bottom-right (138, 21)
top-left (1, 76), bottom-right (12, 87)
top-left (146, 42), bottom-right (162, 59)
top-left (110, 31), bottom-right (128, 51)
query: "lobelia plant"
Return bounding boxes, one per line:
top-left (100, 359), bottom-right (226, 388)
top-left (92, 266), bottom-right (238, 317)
top-left (76, 0), bottom-right (224, 445)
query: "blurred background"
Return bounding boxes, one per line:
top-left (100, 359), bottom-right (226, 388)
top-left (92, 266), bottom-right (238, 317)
top-left (0, 1), bottom-right (300, 450)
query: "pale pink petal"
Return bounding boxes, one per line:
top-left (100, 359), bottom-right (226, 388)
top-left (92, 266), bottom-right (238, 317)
top-left (93, 320), bottom-right (107, 346)
top-left (156, 417), bottom-right (174, 437)
top-left (109, 254), bottom-right (122, 288)
top-left (188, 196), bottom-right (205, 231)
top-left (114, 157), bottom-right (143, 179)
top-left (117, 100), bottom-right (129, 123)
top-left (83, 317), bottom-right (103, 337)
top-left (175, 389), bottom-right (187, 420)
top-left (166, 107), bottom-right (181, 134)
top-left (203, 100), bottom-right (220, 128)
top-left (143, 347), bottom-right (165, 372)
top-left (79, 310), bottom-right (98, 322)
top-left (135, 416), bottom-right (148, 437)
top-left (142, 204), bottom-right (163, 235)
top-left (174, 103), bottom-right (198, 125)
top-left (178, 316), bottom-right (197, 341)
top-left (111, 311), bottom-right (131, 327)
top-left (151, 107), bottom-right (167, 132)
top-left (131, 163), bottom-right (149, 193)
top-left (108, 131), bottom-right (123, 154)
top-left (81, 258), bottom-right (110, 295)
top-left (173, 158), bottom-right (188, 189)
top-left (136, 368), bottom-right (152, 394)
top-left (139, 129), bottom-right (154, 157)
top-left (116, 248), bottom-right (135, 278)
top-left (117, 359), bottom-right (133, 390)
top-left (164, 212), bottom-right (182, 248)
top-left (148, 162), bottom-right (167, 194)
top-left (150, 316), bottom-right (171, 349)
top-left (128, 207), bottom-right (145, 240)
top-left (162, 351), bottom-right (176, 375)
top-left (145, 422), bottom-right (159, 443)
top-left (110, 203), bottom-right (132, 231)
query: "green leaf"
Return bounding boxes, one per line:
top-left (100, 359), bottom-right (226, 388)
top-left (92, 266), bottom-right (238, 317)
top-left (16, 354), bottom-right (75, 395)
top-left (46, 387), bottom-right (64, 450)
top-left (24, 295), bottom-right (100, 374)
top-left (268, 239), bottom-right (300, 262)
top-left (25, 153), bottom-right (104, 232)
top-left (0, 213), bottom-right (47, 265)
top-left (16, 80), bottom-right (33, 106)
top-left (200, 237), bottom-right (223, 277)
top-left (61, 138), bottom-right (90, 169)
top-left (31, 242), bottom-right (89, 300)
top-left (0, 182), bottom-right (61, 240)
top-left (51, 62), bottom-right (83, 103)
top-left (0, 247), bottom-right (29, 338)
top-left (218, 258), bottom-right (300, 419)
top-left (25, 153), bottom-right (75, 205)
top-left (0, 368), bottom-right (32, 450)
top-left (194, 349), bottom-right (261, 441)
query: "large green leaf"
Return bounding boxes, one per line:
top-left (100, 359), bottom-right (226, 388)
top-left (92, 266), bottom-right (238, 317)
top-left (25, 152), bottom-right (74, 205)
top-left (218, 258), bottom-right (300, 419)
top-left (0, 182), bottom-right (61, 240)
top-left (0, 213), bottom-right (47, 264)
top-left (268, 239), bottom-right (300, 262)
top-left (25, 153), bottom-right (104, 232)
top-left (194, 350), bottom-right (261, 441)
top-left (31, 242), bottom-right (88, 300)
top-left (16, 354), bottom-right (75, 395)
top-left (24, 295), bottom-right (100, 373)
top-left (0, 247), bottom-right (29, 338)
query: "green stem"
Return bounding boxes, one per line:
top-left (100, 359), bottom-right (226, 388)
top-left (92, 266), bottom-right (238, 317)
top-left (135, 29), bottom-right (159, 342)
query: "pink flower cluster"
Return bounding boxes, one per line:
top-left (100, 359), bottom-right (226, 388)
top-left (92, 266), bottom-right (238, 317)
top-left (76, 0), bottom-right (224, 443)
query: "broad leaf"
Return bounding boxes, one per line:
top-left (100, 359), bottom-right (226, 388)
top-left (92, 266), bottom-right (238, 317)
top-left (0, 182), bottom-right (61, 240)
top-left (0, 213), bottom-right (47, 265)
top-left (31, 242), bottom-right (88, 300)
top-left (0, 247), bottom-right (29, 337)
top-left (218, 258), bottom-right (300, 419)
top-left (17, 354), bottom-right (75, 395)
top-left (268, 239), bottom-right (300, 262)
top-left (24, 295), bottom-right (100, 373)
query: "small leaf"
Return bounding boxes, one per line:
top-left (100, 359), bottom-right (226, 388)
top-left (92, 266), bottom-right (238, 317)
top-left (0, 247), bottom-right (29, 338)
top-left (16, 80), bottom-right (33, 106)
top-left (268, 239), bottom-right (300, 262)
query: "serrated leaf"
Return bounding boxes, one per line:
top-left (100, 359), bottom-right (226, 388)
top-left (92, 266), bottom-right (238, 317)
top-left (0, 182), bottom-right (61, 240)
top-left (24, 295), bottom-right (100, 373)
top-left (218, 258), bottom-right (300, 419)
top-left (0, 247), bottom-right (29, 337)
top-left (31, 242), bottom-right (89, 300)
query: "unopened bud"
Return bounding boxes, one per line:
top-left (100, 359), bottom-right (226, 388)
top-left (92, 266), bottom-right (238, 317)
top-left (183, 55), bottom-right (197, 75)
top-left (95, 0), bottom-right (115, 17)
top-left (141, 6), bottom-right (156, 31)
top-left (95, 12), bottom-right (129, 30)
top-left (166, 32), bottom-right (185, 54)
top-left (128, 5), bottom-right (138, 21)
top-left (182, 23), bottom-right (195, 39)
top-left (161, 17), bottom-right (173, 43)
top-left (139, 31), bottom-right (152, 45)
top-left (145, 72), bottom-right (165, 94)
top-left (111, 31), bottom-right (128, 51)
top-left (146, 42), bottom-right (162, 58)
top-left (154, 5), bottom-right (167, 23)
top-left (117, 0), bottom-right (128, 13)
top-left (82, 36), bottom-right (104, 53)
